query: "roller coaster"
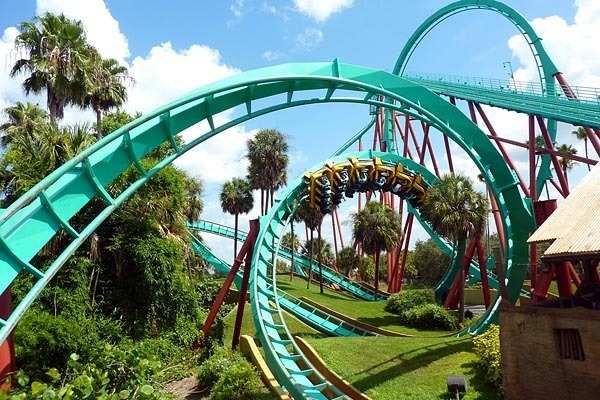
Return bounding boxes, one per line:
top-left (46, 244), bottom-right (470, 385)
top-left (1, 1), bottom-right (599, 399)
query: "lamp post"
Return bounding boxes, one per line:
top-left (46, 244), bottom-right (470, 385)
top-left (503, 61), bottom-right (515, 88)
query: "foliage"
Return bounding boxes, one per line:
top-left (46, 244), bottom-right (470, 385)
top-left (197, 347), bottom-right (261, 399)
top-left (302, 237), bottom-right (333, 265)
top-left (411, 239), bottom-right (452, 287)
top-left (220, 177), bottom-right (254, 257)
top-left (358, 257), bottom-right (375, 283)
top-left (281, 231), bottom-right (301, 252)
top-left (473, 324), bottom-right (502, 388)
top-left (351, 201), bottom-right (402, 298)
top-left (246, 129), bottom-right (289, 215)
top-left (209, 361), bottom-right (261, 400)
top-left (11, 12), bottom-right (96, 122)
top-left (384, 289), bottom-right (435, 315)
top-left (400, 303), bottom-right (458, 331)
top-left (4, 345), bottom-right (180, 400)
top-left (351, 201), bottom-right (402, 257)
top-left (14, 309), bottom-right (123, 378)
top-left (336, 247), bottom-right (359, 277)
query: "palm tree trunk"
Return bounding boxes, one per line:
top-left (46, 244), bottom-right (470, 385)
top-left (260, 190), bottom-right (264, 216)
top-left (96, 108), bottom-right (103, 140)
top-left (374, 252), bottom-right (380, 301)
top-left (234, 213), bottom-right (239, 260)
top-left (307, 229), bottom-right (314, 290)
top-left (318, 224), bottom-right (323, 294)
top-left (290, 221), bottom-right (294, 281)
top-left (458, 236), bottom-right (467, 324)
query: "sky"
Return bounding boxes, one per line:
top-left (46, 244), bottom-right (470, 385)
top-left (0, 0), bottom-right (598, 264)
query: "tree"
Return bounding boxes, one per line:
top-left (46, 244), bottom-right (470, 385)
top-left (296, 201), bottom-right (324, 290)
top-left (247, 129), bottom-right (289, 215)
top-left (302, 237), bottom-right (333, 267)
top-left (83, 56), bottom-right (132, 139)
top-left (556, 143), bottom-right (578, 185)
top-left (336, 247), bottom-right (359, 278)
top-left (572, 127), bottom-right (589, 171)
top-left (358, 257), bottom-right (375, 283)
top-left (412, 239), bottom-right (452, 287)
top-left (351, 201), bottom-right (402, 300)
top-left (0, 101), bottom-right (48, 146)
top-left (0, 121), bottom-right (96, 203)
top-left (182, 176), bottom-right (204, 223)
top-left (220, 178), bottom-right (254, 258)
top-left (420, 174), bottom-right (488, 323)
top-left (11, 13), bottom-right (95, 124)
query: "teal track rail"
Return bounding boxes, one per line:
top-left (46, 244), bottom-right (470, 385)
top-left (187, 220), bottom-right (307, 278)
top-left (187, 220), bottom-right (384, 301)
top-left (0, 61), bottom-right (533, 399)
top-left (188, 230), bottom-right (376, 338)
top-left (404, 72), bottom-right (600, 129)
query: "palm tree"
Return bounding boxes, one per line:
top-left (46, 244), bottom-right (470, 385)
top-left (296, 201), bottom-right (324, 290)
top-left (0, 102), bottom-right (48, 146)
top-left (572, 127), bottom-right (589, 171)
top-left (83, 56), bottom-right (132, 139)
top-left (182, 176), bottom-right (204, 223)
top-left (337, 247), bottom-right (360, 278)
top-left (220, 177), bottom-right (254, 258)
top-left (351, 201), bottom-right (402, 300)
top-left (556, 143), bottom-right (578, 186)
top-left (11, 13), bottom-right (96, 124)
top-left (420, 174), bottom-right (488, 323)
top-left (247, 129), bottom-right (289, 215)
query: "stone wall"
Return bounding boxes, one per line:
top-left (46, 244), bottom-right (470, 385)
top-left (500, 306), bottom-right (600, 400)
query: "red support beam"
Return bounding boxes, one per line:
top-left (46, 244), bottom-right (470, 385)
top-left (536, 116), bottom-right (570, 196)
top-left (531, 263), bottom-right (556, 303)
top-left (444, 240), bottom-right (477, 309)
top-left (0, 289), bottom-right (16, 390)
top-left (195, 219), bottom-right (259, 350)
top-left (556, 261), bottom-right (574, 297)
top-left (554, 72), bottom-right (600, 155)
top-left (475, 240), bottom-right (491, 308)
top-left (474, 103), bottom-right (530, 197)
top-left (489, 192), bottom-right (506, 256)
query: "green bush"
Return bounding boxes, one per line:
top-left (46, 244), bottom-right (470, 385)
top-left (14, 309), bottom-right (124, 378)
top-left (197, 347), bottom-right (261, 399)
top-left (473, 324), bottom-right (502, 388)
top-left (384, 289), bottom-right (434, 315)
top-left (401, 303), bottom-right (458, 330)
top-left (209, 360), bottom-right (261, 400)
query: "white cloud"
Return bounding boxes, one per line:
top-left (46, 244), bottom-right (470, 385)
top-left (36, 0), bottom-right (129, 63)
top-left (292, 0), bottom-right (354, 22)
top-left (509, 2), bottom-right (600, 88)
top-left (126, 42), bottom-right (239, 113)
top-left (0, 27), bottom-right (30, 113)
top-left (263, 50), bottom-right (283, 62)
top-left (296, 27), bottom-right (323, 50)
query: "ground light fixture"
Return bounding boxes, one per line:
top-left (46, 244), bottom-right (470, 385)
top-left (447, 375), bottom-right (468, 399)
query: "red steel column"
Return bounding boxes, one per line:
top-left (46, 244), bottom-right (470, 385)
top-left (0, 289), bottom-right (16, 390)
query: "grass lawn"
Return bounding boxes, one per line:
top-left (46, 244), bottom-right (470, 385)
top-left (219, 275), bottom-right (500, 399)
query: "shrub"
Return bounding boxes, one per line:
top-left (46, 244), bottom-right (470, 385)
top-left (209, 360), bottom-right (261, 400)
top-left (384, 289), bottom-right (434, 315)
top-left (401, 303), bottom-right (458, 330)
top-left (197, 347), bottom-right (262, 399)
top-left (473, 324), bottom-right (502, 388)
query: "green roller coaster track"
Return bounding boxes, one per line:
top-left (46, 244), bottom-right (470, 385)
top-left (392, 0), bottom-right (561, 199)
top-left (1, 3), bottom-right (595, 397)
top-left (0, 60), bottom-right (534, 398)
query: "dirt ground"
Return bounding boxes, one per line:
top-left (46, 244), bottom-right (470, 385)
top-left (164, 375), bottom-right (204, 399)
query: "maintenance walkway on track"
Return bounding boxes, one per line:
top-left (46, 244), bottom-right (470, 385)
top-left (404, 72), bottom-right (600, 129)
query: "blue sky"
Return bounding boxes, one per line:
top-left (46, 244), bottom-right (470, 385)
top-left (1, 0), bottom-right (597, 262)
